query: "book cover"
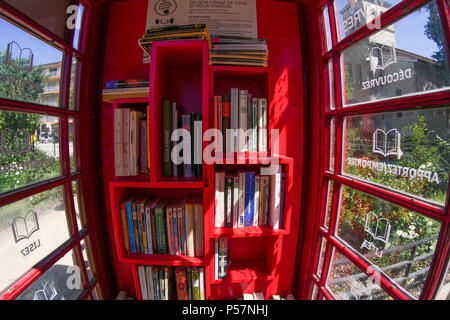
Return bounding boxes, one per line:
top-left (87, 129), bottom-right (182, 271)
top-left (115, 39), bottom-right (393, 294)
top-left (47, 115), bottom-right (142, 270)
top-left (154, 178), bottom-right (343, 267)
top-left (119, 201), bottom-right (130, 254)
top-left (145, 266), bottom-right (154, 300)
top-left (155, 200), bottom-right (168, 254)
top-left (259, 176), bottom-right (270, 226)
top-left (224, 176), bottom-right (234, 227)
top-left (184, 199), bottom-right (196, 257)
top-left (254, 175), bottom-right (260, 227)
top-left (114, 108), bottom-right (123, 176)
top-left (215, 172), bottom-right (225, 228)
top-left (244, 172), bottom-right (255, 227)
top-left (162, 100), bottom-right (173, 176)
top-left (131, 198), bottom-right (141, 253)
top-left (137, 265), bottom-right (148, 300)
top-left (238, 90), bottom-right (248, 152)
top-left (232, 176), bottom-right (240, 229)
top-left (238, 172), bottom-right (246, 227)
top-left (269, 169), bottom-right (282, 229)
top-left (222, 94), bottom-right (231, 152)
top-left (230, 88), bottom-right (239, 152)
top-left (175, 266), bottom-right (188, 300)
top-left (191, 267), bottom-right (200, 300)
top-left (125, 196), bottom-right (138, 253)
top-left (122, 108), bottom-right (130, 176)
top-left (181, 114), bottom-right (193, 177)
top-left (251, 97), bottom-right (258, 152)
top-left (258, 98), bottom-right (268, 153)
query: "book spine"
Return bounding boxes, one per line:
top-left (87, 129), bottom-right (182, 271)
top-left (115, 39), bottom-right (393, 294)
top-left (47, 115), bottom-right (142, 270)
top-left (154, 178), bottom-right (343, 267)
top-left (215, 172), bottom-right (225, 228)
top-left (214, 239), bottom-right (219, 280)
top-left (164, 266), bottom-right (169, 300)
top-left (175, 267), bottom-right (188, 300)
top-left (194, 204), bottom-right (204, 257)
top-left (182, 205), bottom-right (187, 255)
top-left (153, 266), bottom-right (160, 300)
top-left (145, 266), bottom-right (154, 300)
top-left (114, 108), bottom-right (123, 176)
top-left (120, 202), bottom-right (130, 254)
top-left (155, 208), bottom-right (164, 254)
top-left (192, 113), bottom-right (202, 177)
top-left (232, 176), bottom-right (239, 229)
top-left (222, 94), bottom-right (231, 152)
top-left (260, 176), bottom-right (270, 226)
top-left (129, 111), bottom-right (138, 176)
top-left (224, 176), bottom-right (234, 227)
top-left (181, 115), bottom-right (193, 177)
top-left (138, 265), bottom-right (148, 300)
top-left (199, 267), bottom-right (205, 300)
top-left (132, 201), bottom-right (141, 253)
top-left (185, 204), bottom-right (195, 257)
top-left (214, 95), bottom-right (222, 131)
top-left (270, 171), bottom-right (282, 229)
top-left (136, 202), bottom-right (144, 253)
top-left (162, 100), bottom-right (173, 176)
top-left (186, 267), bottom-right (192, 300)
top-left (251, 97), bottom-right (258, 152)
top-left (140, 203), bottom-right (148, 254)
top-left (172, 102), bottom-right (179, 177)
top-left (258, 98), bottom-right (268, 153)
top-left (125, 201), bottom-right (136, 253)
top-left (247, 93), bottom-right (253, 152)
top-left (122, 108), bottom-right (130, 176)
top-left (230, 88), bottom-right (239, 152)
top-left (146, 23), bottom-right (206, 34)
top-left (239, 90), bottom-right (248, 152)
top-left (177, 207), bottom-right (184, 255)
top-left (191, 267), bottom-right (200, 300)
top-left (238, 172), bottom-right (246, 227)
top-left (159, 268), bottom-right (165, 300)
top-left (151, 206), bottom-right (158, 253)
top-left (140, 118), bottom-right (149, 174)
top-left (244, 172), bottom-right (255, 227)
top-left (254, 175), bottom-right (260, 227)
top-left (173, 207), bottom-right (179, 255)
top-left (145, 206), bottom-right (153, 254)
top-left (167, 206), bottom-right (174, 255)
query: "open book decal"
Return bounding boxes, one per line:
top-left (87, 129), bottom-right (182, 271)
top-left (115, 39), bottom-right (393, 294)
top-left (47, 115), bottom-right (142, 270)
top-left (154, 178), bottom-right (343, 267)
top-left (33, 282), bottom-right (57, 300)
top-left (5, 41), bottom-right (34, 71)
top-left (372, 128), bottom-right (403, 159)
top-left (367, 41), bottom-right (397, 76)
top-left (11, 210), bottom-right (40, 243)
top-left (364, 211), bottom-right (391, 244)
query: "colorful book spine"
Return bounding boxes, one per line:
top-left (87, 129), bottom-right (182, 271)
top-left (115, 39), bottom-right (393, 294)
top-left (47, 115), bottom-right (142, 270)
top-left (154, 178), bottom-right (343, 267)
top-left (199, 268), bottom-right (205, 300)
top-left (153, 266), bottom-right (160, 300)
top-left (140, 118), bottom-right (149, 174)
top-left (214, 239), bottom-right (219, 280)
top-left (251, 97), bottom-right (258, 152)
top-left (244, 172), bottom-right (255, 227)
top-left (120, 202), bottom-right (130, 253)
top-left (191, 267), bottom-right (200, 300)
top-left (215, 172), bottom-right (225, 228)
top-left (254, 175), bottom-right (260, 226)
top-left (181, 114), bottom-right (193, 177)
top-left (114, 108), bottom-right (123, 176)
top-left (145, 204), bottom-right (153, 255)
top-left (186, 267), bottom-right (192, 300)
top-left (230, 88), bottom-right (239, 152)
top-left (222, 94), bottom-right (231, 152)
top-left (224, 176), bottom-right (234, 227)
top-left (175, 266), bottom-right (188, 300)
top-left (258, 98), bottom-right (268, 153)
top-left (122, 108), bottom-right (130, 176)
top-left (167, 206), bottom-right (174, 255)
top-left (238, 172), bottom-right (246, 227)
top-left (232, 176), bottom-right (240, 228)
top-left (125, 200), bottom-right (136, 253)
top-left (259, 176), bottom-right (270, 226)
top-left (177, 206), bottom-right (184, 255)
top-left (132, 200), bottom-right (141, 253)
top-left (239, 90), bottom-right (248, 152)
top-left (173, 206), bottom-right (179, 254)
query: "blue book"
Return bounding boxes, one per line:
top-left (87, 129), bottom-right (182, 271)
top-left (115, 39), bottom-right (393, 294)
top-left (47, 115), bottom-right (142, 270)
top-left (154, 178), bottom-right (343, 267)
top-left (244, 172), bottom-right (255, 227)
top-left (125, 199), bottom-right (137, 253)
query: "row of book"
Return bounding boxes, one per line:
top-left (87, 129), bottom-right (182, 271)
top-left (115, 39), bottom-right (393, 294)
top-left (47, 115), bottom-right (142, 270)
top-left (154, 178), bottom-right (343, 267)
top-left (214, 238), bottom-right (230, 280)
top-left (138, 24), bottom-right (211, 62)
top-left (162, 99), bottom-right (203, 178)
top-left (120, 195), bottom-right (204, 257)
top-left (215, 168), bottom-right (285, 229)
top-left (103, 79), bottom-right (149, 101)
top-left (242, 293), bottom-right (295, 300)
top-left (137, 265), bottom-right (206, 300)
top-left (114, 108), bottom-right (149, 176)
top-left (210, 36), bottom-right (268, 67)
top-left (214, 89), bottom-right (268, 153)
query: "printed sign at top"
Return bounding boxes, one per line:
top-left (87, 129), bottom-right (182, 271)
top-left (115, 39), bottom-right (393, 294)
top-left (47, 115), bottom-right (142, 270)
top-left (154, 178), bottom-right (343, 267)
top-left (146, 0), bottom-right (258, 38)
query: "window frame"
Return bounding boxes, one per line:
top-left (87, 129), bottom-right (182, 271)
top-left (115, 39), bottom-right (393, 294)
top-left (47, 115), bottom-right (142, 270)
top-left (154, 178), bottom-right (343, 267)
top-left (308, 0), bottom-right (450, 300)
top-left (0, 0), bottom-right (108, 300)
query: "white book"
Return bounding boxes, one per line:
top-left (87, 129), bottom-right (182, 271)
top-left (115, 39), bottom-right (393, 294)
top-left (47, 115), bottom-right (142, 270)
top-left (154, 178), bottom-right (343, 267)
top-left (145, 266), bottom-right (154, 300)
top-left (238, 90), bottom-right (248, 152)
top-left (243, 293), bottom-right (254, 300)
top-left (258, 98), bottom-right (268, 153)
top-left (172, 102), bottom-right (179, 176)
top-left (269, 168), bottom-right (282, 229)
top-left (122, 108), bottom-right (130, 176)
top-left (114, 108), bottom-right (123, 176)
top-left (214, 239), bottom-right (219, 280)
top-left (129, 111), bottom-right (138, 176)
top-left (230, 88), bottom-right (239, 152)
top-left (215, 172), bottom-right (225, 228)
top-left (253, 292), bottom-right (265, 300)
top-left (253, 175), bottom-right (260, 226)
top-left (137, 265), bottom-right (148, 300)
top-left (199, 268), bottom-right (205, 300)
top-left (238, 172), bottom-right (246, 227)
top-left (232, 176), bottom-right (239, 229)
top-left (251, 97), bottom-right (258, 152)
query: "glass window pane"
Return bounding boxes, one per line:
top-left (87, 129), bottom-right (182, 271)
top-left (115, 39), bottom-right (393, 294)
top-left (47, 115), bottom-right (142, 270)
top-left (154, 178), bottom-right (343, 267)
top-left (0, 110), bottom-right (61, 194)
top-left (327, 248), bottom-right (394, 300)
top-left (81, 236), bottom-right (95, 282)
top-left (435, 257), bottom-right (449, 300)
top-left (341, 2), bottom-right (449, 106)
top-left (337, 186), bottom-right (441, 298)
top-left (343, 107), bottom-right (450, 206)
top-left (15, 248), bottom-right (84, 300)
top-left (0, 17), bottom-right (64, 107)
top-left (69, 58), bottom-right (80, 111)
top-left (72, 4), bottom-right (85, 50)
top-left (328, 59), bottom-right (335, 110)
top-left (335, 0), bottom-right (403, 41)
top-left (316, 237), bottom-right (328, 277)
top-left (311, 282), bottom-right (319, 300)
top-left (0, 186), bottom-right (71, 292)
top-left (72, 179), bottom-right (86, 232)
top-left (329, 118), bottom-right (335, 171)
top-left (324, 180), bottom-right (334, 229)
top-left (323, 6), bottom-right (333, 51)
top-left (69, 117), bottom-right (77, 173)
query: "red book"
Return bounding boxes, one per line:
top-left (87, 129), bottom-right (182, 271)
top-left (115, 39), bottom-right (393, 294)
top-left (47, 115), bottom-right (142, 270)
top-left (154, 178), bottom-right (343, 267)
top-left (175, 266), bottom-right (188, 300)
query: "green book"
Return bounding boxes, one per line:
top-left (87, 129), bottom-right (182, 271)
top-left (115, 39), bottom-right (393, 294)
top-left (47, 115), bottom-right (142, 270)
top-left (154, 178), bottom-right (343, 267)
top-left (191, 266), bottom-right (200, 300)
top-left (155, 200), bottom-right (168, 254)
top-left (162, 99), bottom-right (173, 176)
top-left (186, 267), bottom-right (193, 300)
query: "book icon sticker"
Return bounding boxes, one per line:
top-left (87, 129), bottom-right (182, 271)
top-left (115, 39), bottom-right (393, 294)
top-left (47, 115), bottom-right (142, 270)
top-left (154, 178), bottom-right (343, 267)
top-left (364, 211), bottom-right (391, 244)
top-left (372, 128), bottom-right (403, 159)
top-left (11, 210), bottom-right (40, 243)
top-left (5, 41), bottom-right (34, 71)
top-left (366, 41), bottom-right (397, 76)
top-left (33, 282), bottom-right (57, 300)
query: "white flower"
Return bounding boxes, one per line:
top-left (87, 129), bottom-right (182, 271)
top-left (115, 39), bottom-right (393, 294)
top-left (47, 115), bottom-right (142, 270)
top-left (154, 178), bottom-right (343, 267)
top-left (402, 232), bottom-right (408, 238)
top-left (414, 234), bottom-right (419, 238)
top-left (396, 230), bottom-right (403, 236)
top-left (409, 225), bottom-right (416, 230)
top-left (427, 221), bottom-right (433, 226)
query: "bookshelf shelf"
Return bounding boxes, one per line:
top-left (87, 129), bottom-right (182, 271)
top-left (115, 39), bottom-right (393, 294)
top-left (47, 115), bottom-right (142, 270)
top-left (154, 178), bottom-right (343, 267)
top-left (102, 89), bottom-right (149, 103)
top-left (120, 253), bottom-right (205, 266)
top-left (213, 226), bottom-right (288, 238)
top-left (212, 260), bottom-right (273, 283)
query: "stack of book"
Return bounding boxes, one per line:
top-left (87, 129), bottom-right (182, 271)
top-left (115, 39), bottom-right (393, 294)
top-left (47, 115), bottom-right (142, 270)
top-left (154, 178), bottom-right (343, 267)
top-left (114, 108), bottom-right (149, 176)
top-left (214, 238), bottom-right (230, 280)
top-left (161, 99), bottom-right (202, 178)
top-left (137, 265), bottom-right (205, 300)
top-left (103, 79), bottom-right (149, 101)
top-left (215, 168), bottom-right (285, 229)
top-left (120, 195), bottom-right (204, 257)
top-left (138, 24), bottom-right (211, 61)
top-left (214, 89), bottom-right (268, 153)
top-left (210, 36), bottom-right (268, 67)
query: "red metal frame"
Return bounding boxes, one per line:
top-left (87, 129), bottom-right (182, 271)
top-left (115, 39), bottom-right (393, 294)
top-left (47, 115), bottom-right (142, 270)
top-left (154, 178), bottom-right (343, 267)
top-left (296, 0), bottom-right (450, 300)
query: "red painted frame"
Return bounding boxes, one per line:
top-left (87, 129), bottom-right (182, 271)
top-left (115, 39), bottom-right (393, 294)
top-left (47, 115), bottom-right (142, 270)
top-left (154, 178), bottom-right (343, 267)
top-left (296, 0), bottom-right (450, 300)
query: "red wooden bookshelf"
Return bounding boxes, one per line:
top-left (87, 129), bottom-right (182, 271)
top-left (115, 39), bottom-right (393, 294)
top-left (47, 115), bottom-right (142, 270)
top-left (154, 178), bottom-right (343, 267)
top-left (101, 0), bottom-right (304, 301)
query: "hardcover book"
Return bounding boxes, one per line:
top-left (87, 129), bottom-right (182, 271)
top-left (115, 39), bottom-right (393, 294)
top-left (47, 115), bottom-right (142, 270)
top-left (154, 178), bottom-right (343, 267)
top-left (224, 176), bottom-right (234, 227)
top-left (259, 176), bottom-right (270, 226)
top-left (175, 266), bottom-right (188, 300)
top-left (122, 108), bottom-right (130, 176)
top-left (254, 175), bottom-right (260, 227)
top-left (244, 172), bottom-right (255, 227)
top-left (230, 88), bottom-right (239, 152)
top-left (238, 172), bottom-right (246, 227)
top-left (114, 108), bottom-right (123, 176)
top-left (238, 90), bottom-right (248, 152)
top-left (258, 98), bottom-right (268, 153)
top-left (215, 171), bottom-right (225, 228)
